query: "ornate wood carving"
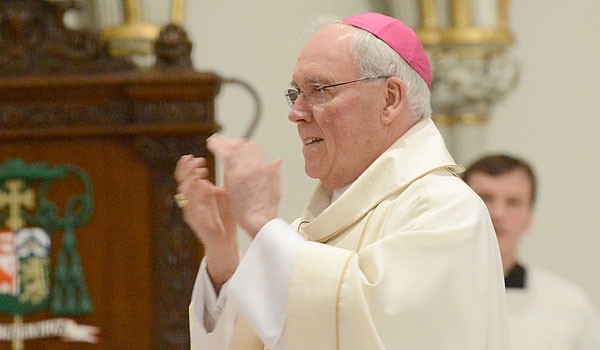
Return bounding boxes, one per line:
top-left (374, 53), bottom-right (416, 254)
top-left (0, 0), bottom-right (134, 76)
top-left (154, 24), bottom-right (194, 69)
top-left (0, 71), bottom-right (221, 349)
top-left (134, 137), bottom-right (212, 348)
top-left (0, 1), bottom-right (221, 348)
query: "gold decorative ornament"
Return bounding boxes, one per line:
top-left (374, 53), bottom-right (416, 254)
top-left (415, 0), bottom-right (519, 125)
top-left (418, 0), bottom-right (514, 48)
top-left (101, 0), bottom-right (186, 57)
top-left (431, 114), bottom-right (488, 126)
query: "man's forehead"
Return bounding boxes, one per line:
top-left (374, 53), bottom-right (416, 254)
top-left (469, 171), bottom-right (533, 195)
top-left (292, 26), bottom-right (358, 84)
top-left (300, 24), bottom-right (355, 58)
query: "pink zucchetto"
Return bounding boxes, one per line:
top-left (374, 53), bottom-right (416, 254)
top-left (342, 12), bottom-right (431, 89)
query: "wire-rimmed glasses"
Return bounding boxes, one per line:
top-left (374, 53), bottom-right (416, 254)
top-left (284, 75), bottom-right (389, 107)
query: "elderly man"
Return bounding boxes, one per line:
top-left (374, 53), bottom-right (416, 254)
top-left (175, 12), bottom-right (509, 350)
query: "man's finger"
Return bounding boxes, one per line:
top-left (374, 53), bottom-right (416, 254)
top-left (207, 133), bottom-right (246, 159)
top-left (175, 156), bottom-right (207, 183)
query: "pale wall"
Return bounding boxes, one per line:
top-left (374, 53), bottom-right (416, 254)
top-left (140, 0), bottom-right (600, 307)
top-left (486, 0), bottom-right (600, 307)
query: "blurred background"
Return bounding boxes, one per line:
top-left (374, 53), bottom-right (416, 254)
top-left (87, 0), bottom-right (600, 308)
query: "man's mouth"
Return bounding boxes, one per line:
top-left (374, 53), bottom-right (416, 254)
top-left (304, 138), bottom-right (324, 145)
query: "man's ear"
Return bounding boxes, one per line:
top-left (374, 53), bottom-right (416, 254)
top-left (381, 77), bottom-right (404, 125)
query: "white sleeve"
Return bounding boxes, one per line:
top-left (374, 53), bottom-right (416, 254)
top-left (189, 259), bottom-right (238, 350)
top-left (228, 218), bottom-right (306, 350)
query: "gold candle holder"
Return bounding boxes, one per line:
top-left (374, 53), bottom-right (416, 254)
top-left (415, 0), bottom-right (518, 125)
top-left (102, 0), bottom-right (186, 57)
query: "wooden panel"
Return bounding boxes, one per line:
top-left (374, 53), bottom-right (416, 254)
top-left (0, 139), bottom-right (153, 349)
top-left (0, 93), bottom-right (218, 349)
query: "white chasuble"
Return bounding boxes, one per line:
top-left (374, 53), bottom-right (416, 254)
top-left (191, 118), bottom-right (511, 349)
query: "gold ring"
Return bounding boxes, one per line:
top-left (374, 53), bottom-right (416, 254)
top-left (174, 193), bottom-right (188, 208)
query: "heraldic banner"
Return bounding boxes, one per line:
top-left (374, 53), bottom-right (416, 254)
top-left (0, 159), bottom-right (98, 349)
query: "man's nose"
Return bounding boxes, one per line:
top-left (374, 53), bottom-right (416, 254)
top-left (488, 202), bottom-right (506, 221)
top-left (288, 97), bottom-right (313, 123)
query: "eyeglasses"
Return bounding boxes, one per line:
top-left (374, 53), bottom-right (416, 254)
top-left (284, 75), bottom-right (389, 107)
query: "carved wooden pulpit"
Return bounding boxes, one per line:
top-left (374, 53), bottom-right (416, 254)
top-left (0, 1), bottom-right (219, 349)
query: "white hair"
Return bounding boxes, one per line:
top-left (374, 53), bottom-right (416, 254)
top-left (348, 28), bottom-right (432, 121)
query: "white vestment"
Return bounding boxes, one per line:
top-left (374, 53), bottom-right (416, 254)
top-left (189, 118), bottom-right (511, 349)
top-left (506, 265), bottom-right (600, 350)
